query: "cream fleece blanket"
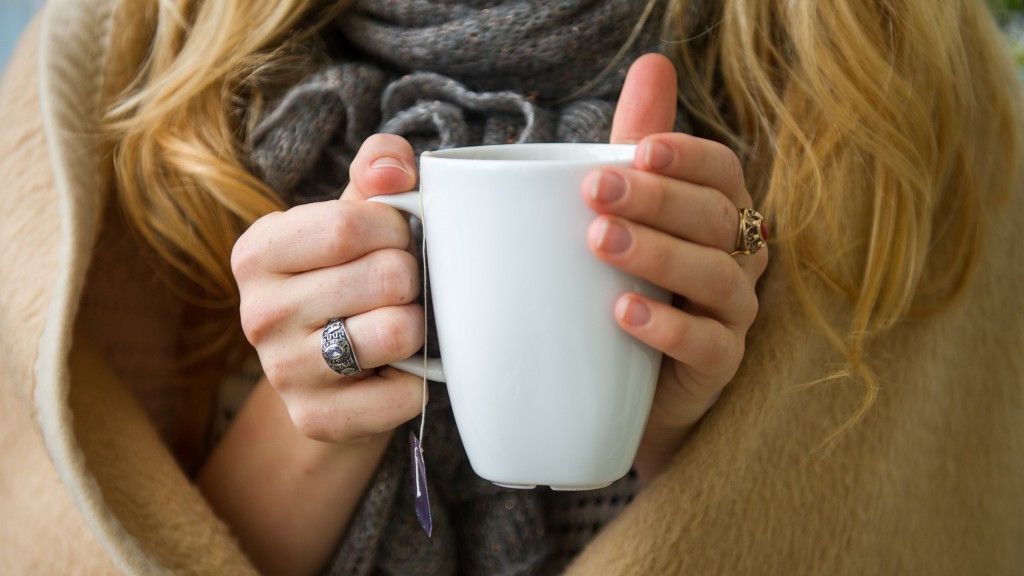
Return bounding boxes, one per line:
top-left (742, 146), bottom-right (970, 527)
top-left (1, 1), bottom-right (1022, 574)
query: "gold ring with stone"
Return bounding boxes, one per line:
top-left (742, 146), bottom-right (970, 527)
top-left (731, 207), bottom-right (767, 256)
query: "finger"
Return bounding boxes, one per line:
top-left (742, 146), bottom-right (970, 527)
top-left (259, 303), bottom-right (425, 395)
top-left (241, 248), bottom-right (420, 343)
top-left (609, 53), bottom-right (677, 145)
top-left (582, 167), bottom-right (739, 253)
top-left (310, 304), bottom-right (425, 380)
top-left (341, 134), bottom-right (417, 202)
top-left (738, 243), bottom-right (770, 289)
top-left (233, 200), bottom-right (411, 277)
top-left (284, 368), bottom-right (425, 442)
top-left (635, 133), bottom-right (751, 208)
top-left (588, 215), bottom-right (759, 329)
top-left (290, 248), bottom-right (421, 329)
top-left (614, 294), bottom-right (741, 398)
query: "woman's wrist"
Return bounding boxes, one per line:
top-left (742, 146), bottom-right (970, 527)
top-left (197, 378), bottom-right (392, 576)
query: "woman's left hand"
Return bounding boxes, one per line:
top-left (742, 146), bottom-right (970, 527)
top-left (588, 54), bottom-right (769, 483)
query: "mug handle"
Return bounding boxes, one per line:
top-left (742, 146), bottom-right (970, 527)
top-left (369, 192), bottom-right (446, 383)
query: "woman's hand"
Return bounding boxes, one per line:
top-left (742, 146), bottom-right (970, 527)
top-left (589, 54), bottom-right (769, 483)
top-left (232, 134), bottom-right (427, 443)
top-left (207, 134), bottom-right (426, 576)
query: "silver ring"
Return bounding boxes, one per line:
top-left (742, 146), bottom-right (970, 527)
top-left (321, 318), bottom-right (362, 376)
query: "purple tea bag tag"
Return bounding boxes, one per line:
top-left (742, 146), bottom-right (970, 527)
top-left (409, 431), bottom-right (433, 537)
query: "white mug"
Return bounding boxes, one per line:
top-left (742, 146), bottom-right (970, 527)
top-left (371, 143), bottom-right (669, 490)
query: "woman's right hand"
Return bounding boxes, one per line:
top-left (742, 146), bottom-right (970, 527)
top-left (231, 134), bottom-right (426, 443)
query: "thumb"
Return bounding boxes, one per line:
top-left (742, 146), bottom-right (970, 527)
top-left (609, 53), bottom-right (678, 144)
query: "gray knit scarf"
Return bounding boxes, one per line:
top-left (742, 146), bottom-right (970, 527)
top-left (248, 2), bottom-right (675, 574)
top-left (249, 0), bottom-right (679, 204)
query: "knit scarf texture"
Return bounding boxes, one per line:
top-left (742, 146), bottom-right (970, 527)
top-left (248, 1), bottom-right (674, 574)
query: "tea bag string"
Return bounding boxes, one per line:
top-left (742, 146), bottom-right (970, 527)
top-left (418, 188), bottom-right (429, 445)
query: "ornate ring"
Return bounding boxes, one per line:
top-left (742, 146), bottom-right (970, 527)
top-left (321, 318), bottom-right (362, 376)
top-left (731, 207), bottom-right (768, 256)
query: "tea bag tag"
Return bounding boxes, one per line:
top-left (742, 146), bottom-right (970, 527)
top-left (410, 431), bottom-right (433, 537)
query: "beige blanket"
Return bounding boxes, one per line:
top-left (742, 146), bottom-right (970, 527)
top-left (1, 1), bottom-right (1022, 574)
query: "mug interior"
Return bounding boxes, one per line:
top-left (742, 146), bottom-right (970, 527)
top-left (424, 143), bottom-right (635, 163)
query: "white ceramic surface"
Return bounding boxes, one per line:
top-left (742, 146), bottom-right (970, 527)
top-left (372, 143), bottom-right (668, 490)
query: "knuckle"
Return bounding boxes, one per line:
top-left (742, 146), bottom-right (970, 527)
top-left (324, 207), bottom-right (362, 255)
top-left (258, 347), bottom-right (296, 391)
top-left (372, 307), bottom-right (420, 360)
top-left (289, 401), bottom-right (335, 442)
top-left (231, 216), bottom-right (273, 279)
top-left (362, 390), bottom-right (419, 435)
top-left (741, 291), bottom-right (760, 329)
top-left (660, 316), bottom-right (691, 353)
top-left (706, 257), bottom-right (742, 305)
top-left (702, 329), bottom-right (738, 370)
top-left (655, 307), bottom-right (696, 352)
top-left (724, 152), bottom-right (744, 188)
top-left (238, 293), bottom-right (286, 345)
top-left (755, 249), bottom-right (770, 276)
top-left (715, 198), bottom-right (738, 250)
top-left (713, 143), bottom-right (745, 191)
top-left (371, 249), bottom-right (419, 304)
top-left (647, 176), bottom-right (670, 219)
top-left (642, 233), bottom-right (674, 275)
top-left (229, 238), bottom-right (254, 279)
top-left (747, 276), bottom-right (762, 317)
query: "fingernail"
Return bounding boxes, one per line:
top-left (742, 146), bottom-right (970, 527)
top-left (591, 170), bottom-right (627, 204)
top-left (595, 218), bottom-right (632, 253)
top-left (617, 297), bottom-right (651, 326)
top-left (644, 140), bottom-right (674, 170)
top-left (370, 156), bottom-right (411, 175)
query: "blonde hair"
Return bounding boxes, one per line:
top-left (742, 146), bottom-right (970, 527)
top-left (107, 0), bottom-right (348, 364)
top-left (668, 0), bottom-right (1022, 439)
top-left (109, 0), bottom-right (1022, 421)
